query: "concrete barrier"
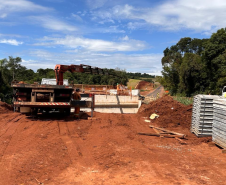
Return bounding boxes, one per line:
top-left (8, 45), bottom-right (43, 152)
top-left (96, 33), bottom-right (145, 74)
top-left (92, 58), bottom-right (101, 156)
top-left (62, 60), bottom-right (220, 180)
top-left (80, 94), bottom-right (141, 114)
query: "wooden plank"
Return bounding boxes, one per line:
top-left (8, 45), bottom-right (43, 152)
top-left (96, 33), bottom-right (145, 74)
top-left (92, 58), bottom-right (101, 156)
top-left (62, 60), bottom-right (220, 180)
top-left (153, 128), bottom-right (160, 134)
top-left (149, 125), bottom-right (185, 137)
top-left (169, 134), bottom-right (185, 139)
top-left (175, 137), bottom-right (187, 145)
top-left (159, 132), bottom-right (174, 134)
top-left (138, 133), bottom-right (160, 136)
top-left (138, 132), bottom-right (184, 139)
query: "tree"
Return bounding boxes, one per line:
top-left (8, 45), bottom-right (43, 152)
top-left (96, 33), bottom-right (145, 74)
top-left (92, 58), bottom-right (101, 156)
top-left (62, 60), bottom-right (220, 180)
top-left (6, 56), bottom-right (23, 81)
top-left (177, 37), bottom-right (192, 54)
top-left (203, 28), bottom-right (226, 94)
top-left (178, 53), bottom-right (206, 96)
top-left (0, 58), bottom-right (9, 84)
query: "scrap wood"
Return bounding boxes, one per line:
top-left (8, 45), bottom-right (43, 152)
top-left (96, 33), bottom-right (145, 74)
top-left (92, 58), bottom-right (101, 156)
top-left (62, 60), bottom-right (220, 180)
top-left (88, 117), bottom-right (99, 120)
top-left (153, 128), bottom-right (160, 134)
top-left (138, 132), bottom-right (185, 139)
top-left (138, 133), bottom-right (160, 136)
top-left (35, 178), bottom-right (43, 185)
top-left (149, 125), bottom-right (186, 138)
top-left (144, 120), bottom-right (151, 123)
top-left (175, 137), bottom-right (187, 145)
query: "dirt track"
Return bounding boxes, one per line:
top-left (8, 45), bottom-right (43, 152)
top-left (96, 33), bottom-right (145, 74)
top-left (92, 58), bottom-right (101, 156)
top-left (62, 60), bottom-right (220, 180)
top-left (0, 97), bottom-right (226, 185)
top-left (146, 85), bottom-right (164, 97)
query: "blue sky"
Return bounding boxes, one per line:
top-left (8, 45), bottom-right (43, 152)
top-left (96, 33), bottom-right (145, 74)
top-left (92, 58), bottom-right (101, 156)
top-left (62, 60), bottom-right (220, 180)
top-left (0, 0), bottom-right (225, 75)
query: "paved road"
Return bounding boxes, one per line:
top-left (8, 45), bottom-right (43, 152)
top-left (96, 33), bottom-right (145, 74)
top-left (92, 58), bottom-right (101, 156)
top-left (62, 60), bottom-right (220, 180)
top-left (146, 85), bottom-right (164, 97)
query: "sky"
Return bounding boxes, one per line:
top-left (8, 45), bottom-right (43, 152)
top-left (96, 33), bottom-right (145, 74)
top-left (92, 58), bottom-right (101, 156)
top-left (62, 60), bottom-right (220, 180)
top-left (0, 0), bottom-right (226, 76)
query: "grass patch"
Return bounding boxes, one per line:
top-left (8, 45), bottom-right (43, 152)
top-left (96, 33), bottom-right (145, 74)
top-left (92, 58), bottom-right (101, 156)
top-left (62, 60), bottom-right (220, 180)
top-left (127, 79), bottom-right (141, 89)
top-left (172, 96), bottom-right (193, 105)
top-left (140, 89), bottom-right (149, 92)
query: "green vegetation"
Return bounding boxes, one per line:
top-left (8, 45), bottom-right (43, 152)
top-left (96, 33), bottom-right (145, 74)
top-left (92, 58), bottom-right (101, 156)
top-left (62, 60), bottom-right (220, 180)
top-left (159, 28), bottom-right (226, 97)
top-left (127, 79), bottom-right (141, 89)
top-left (126, 72), bottom-right (154, 83)
top-left (172, 96), bottom-right (193, 105)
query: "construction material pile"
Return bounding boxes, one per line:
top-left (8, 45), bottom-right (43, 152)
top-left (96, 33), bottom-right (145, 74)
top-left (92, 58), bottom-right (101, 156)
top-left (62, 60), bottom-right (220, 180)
top-left (213, 99), bottom-right (226, 148)
top-left (191, 95), bottom-right (223, 137)
top-left (138, 95), bottom-right (192, 130)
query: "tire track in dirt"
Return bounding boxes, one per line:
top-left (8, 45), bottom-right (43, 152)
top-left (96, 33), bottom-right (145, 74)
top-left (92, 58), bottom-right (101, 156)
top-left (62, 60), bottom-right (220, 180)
top-left (0, 114), bottom-right (22, 133)
top-left (5, 114), bottom-right (22, 124)
top-left (0, 114), bottom-right (24, 138)
top-left (0, 115), bottom-right (25, 162)
top-left (57, 121), bottom-right (84, 164)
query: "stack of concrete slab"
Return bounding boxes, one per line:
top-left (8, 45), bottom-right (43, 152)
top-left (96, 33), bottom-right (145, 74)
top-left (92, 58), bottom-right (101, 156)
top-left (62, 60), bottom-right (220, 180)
top-left (213, 99), bottom-right (226, 148)
top-left (191, 95), bottom-right (223, 137)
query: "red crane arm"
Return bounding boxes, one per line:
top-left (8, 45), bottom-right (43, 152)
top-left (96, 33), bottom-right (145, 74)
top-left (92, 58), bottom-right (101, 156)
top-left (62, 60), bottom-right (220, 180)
top-left (55, 64), bottom-right (108, 85)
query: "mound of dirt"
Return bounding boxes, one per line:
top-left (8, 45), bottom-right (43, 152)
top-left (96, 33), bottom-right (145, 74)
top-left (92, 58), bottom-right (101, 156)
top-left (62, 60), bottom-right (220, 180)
top-left (138, 95), bottom-right (213, 145)
top-left (0, 101), bottom-right (13, 112)
top-left (138, 95), bottom-right (192, 129)
top-left (135, 81), bottom-right (153, 90)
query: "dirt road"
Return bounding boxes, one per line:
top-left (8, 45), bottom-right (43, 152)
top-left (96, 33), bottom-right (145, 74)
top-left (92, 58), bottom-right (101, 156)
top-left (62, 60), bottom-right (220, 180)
top-left (0, 98), bottom-right (226, 185)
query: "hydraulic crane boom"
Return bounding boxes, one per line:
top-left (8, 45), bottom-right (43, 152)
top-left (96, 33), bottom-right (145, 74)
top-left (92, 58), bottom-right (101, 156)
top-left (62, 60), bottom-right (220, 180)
top-left (55, 64), bottom-right (108, 85)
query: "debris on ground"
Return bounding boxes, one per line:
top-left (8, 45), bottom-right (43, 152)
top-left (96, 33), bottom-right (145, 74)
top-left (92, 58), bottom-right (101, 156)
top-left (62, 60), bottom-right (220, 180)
top-left (139, 95), bottom-right (192, 129)
top-left (150, 113), bottom-right (159, 119)
top-left (138, 95), bottom-right (212, 145)
top-left (138, 125), bottom-right (185, 139)
top-left (144, 120), bottom-right (151, 123)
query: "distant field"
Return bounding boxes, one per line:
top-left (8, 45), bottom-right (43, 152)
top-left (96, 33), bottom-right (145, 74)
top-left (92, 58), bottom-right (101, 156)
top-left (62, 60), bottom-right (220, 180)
top-left (127, 79), bottom-right (141, 89)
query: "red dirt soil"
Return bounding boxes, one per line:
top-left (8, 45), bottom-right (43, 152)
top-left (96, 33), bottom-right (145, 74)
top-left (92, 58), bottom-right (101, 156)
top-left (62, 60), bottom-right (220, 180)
top-left (0, 101), bottom-right (13, 112)
top-left (135, 81), bottom-right (154, 96)
top-left (0, 98), bottom-right (226, 185)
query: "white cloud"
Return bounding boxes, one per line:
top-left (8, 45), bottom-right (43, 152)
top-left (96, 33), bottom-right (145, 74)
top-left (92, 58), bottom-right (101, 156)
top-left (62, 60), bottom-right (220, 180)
top-left (22, 59), bottom-right (54, 69)
top-left (101, 26), bottom-right (125, 33)
top-left (0, 39), bottom-right (23, 46)
top-left (121, 35), bottom-right (129, 41)
top-left (86, 0), bottom-right (108, 9)
top-left (71, 13), bottom-right (83, 22)
top-left (34, 35), bottom-right (148, 52)
top-left (29, 16), bottom-right (77, 32)
top-left (0, 0), bottom-right (51, 18)
top-left (0, 14), bottom-right (7, 18)
top-left (127, 22), bottom-right (147, 30)
top-left (26, 49), bottom-right (163, 75)
top-left (0, 33), bottom-right (24, 38)
top-left (91, 0), bottom-right (226, 33)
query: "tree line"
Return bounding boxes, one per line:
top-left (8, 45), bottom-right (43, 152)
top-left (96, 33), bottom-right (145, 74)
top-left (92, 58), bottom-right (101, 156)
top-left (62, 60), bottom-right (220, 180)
top-left (0, 57), bottom-right (131, 103)
top-left (159, 28), bottom-right (226, 97)
top-left (126, 72), bottom-right (155, 80)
